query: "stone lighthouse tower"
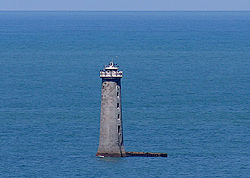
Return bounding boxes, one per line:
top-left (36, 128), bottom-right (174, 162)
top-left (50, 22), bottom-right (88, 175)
top-left (96, 62), bottom-right (126, 157)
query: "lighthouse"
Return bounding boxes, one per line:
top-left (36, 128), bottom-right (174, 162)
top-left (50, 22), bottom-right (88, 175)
top-left (96, 62), bottom-right (167, 158)
top-left (96, 61), bottom-right (126, 157)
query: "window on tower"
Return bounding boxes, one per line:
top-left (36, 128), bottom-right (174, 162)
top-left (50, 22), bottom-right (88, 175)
top-left (117, 103), bottom-right (119, 108)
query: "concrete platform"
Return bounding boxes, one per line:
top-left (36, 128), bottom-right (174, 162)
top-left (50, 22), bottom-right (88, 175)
top-left (126, 151), bottom-right (167, 157)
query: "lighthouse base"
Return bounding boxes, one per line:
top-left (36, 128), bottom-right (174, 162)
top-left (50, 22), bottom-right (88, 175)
top-left (96, 152), bottom-right (167, 157)
top-left (96, 152), bottom-right (127, 157)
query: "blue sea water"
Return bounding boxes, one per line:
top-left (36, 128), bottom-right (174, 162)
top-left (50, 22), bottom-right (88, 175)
top-left (0, 11), bottom-right (250, 177)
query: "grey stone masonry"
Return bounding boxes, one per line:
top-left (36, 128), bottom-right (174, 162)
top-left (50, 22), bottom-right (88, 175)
top-left (96, 62), bottom-right (126, 157)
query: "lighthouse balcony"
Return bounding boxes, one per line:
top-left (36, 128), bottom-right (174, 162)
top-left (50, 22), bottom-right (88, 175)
top-left (100, 71), bottom-right (123, 78)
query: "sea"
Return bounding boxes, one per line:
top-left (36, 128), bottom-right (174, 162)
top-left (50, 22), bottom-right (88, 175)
top-left (0, 11), bottom-right (249, 177)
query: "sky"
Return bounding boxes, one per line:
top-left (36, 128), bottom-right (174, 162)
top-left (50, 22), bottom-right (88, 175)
top-left (0, 0), bottom-right (250, 11)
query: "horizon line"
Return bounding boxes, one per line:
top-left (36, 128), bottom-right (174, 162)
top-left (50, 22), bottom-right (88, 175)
top-left (0, 10), bottom-right (250, 12)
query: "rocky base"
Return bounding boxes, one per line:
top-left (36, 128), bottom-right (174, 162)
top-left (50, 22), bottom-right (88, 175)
top-left (126, 151), bottom-right (167, 157)
top-left (96, 152), bottom-right (167, 157)
top-left (96, 152), bottom-right (126, 157)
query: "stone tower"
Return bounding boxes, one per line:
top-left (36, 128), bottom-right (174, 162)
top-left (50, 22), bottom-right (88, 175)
top-left (96, 62), bottom-right (126, 157)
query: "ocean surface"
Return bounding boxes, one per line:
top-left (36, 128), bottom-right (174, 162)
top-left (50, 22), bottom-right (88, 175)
top-left (0, 11), bottom-right (250, 177)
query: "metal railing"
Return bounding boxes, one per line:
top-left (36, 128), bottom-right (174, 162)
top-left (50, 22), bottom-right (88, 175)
top-left (100, 71), bottom-right (123, 78)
